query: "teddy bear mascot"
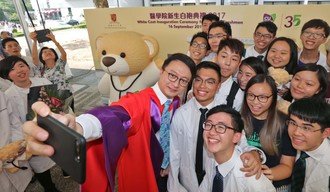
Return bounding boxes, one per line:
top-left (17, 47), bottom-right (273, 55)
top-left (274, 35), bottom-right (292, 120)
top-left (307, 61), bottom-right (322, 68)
top-left (97, 31), bottom-right (163, 104)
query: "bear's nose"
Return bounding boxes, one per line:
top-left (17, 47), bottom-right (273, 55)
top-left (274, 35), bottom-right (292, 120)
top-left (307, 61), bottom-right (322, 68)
top-left (102, 57), bottom-right (116, 67)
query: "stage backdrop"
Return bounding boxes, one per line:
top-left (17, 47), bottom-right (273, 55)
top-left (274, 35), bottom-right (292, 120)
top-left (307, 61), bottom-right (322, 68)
top-left (85, 5), bottom-right (330, 69)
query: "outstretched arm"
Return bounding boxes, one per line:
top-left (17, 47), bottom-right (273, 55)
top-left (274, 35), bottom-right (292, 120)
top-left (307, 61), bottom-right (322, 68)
top-left (29, 32), bottom-right (39, 66)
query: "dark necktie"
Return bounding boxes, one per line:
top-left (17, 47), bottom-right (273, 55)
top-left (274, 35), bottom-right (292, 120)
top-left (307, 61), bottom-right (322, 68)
top-left (212, 166), bottom-right (223, 192)
top-left (291, 151), bottom-right (310, 192)
top-left (159, 100), bottom-right (171, 169)
top-left (257, 55), bottom-right (264, 60)
top-left (195, 108), bottom-right (208, 185)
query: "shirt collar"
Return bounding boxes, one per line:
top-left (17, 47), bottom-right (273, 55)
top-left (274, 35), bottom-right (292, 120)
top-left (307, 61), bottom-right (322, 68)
top-left (305, 138), bottom-right (329, 161)
top-left (152, 82), bottom-right (172, 105)
top-left (216, 145), bottom-right (241, 177)
top-left (194, 98), bottom-right (216, 110)
top-left (13, 83), bottom-right (29, 94)
top-left (253, 46), bottom-right (266, 56)
top-left (220, 77), bottom-right (234, 92)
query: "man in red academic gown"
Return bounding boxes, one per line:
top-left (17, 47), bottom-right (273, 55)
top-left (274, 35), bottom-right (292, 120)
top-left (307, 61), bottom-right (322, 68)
top-left (23, 53), bottom-right (196, 192)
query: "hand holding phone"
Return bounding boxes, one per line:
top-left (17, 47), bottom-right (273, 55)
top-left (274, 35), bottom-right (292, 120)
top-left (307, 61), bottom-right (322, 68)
top-left (37, 115), bottom-right (86, 184)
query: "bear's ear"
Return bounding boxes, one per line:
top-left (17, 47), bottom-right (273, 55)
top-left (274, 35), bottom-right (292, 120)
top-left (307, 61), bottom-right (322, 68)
top-left (142, 36), bottom-right (159, 59)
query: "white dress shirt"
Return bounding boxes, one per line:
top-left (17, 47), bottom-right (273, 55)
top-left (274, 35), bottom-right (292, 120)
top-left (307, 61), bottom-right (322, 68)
top-left (244, 45), bottom-right (266, 60)
top-left (214, 77), bottom-right (244, 111)
top-left (202, 145), bottom-right (276, 192)
top-left (168, 98), bottom-right (265, 192)
top-left (168, 98), bottom-right (215, 192)
top-left (77, 83), bottom-right (169, 140)
top-left (301, 138), bottom-right (330, 192)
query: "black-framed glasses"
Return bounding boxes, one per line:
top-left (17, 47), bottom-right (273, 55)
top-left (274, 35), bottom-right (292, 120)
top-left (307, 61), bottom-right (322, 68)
top-left (254, 32), bottom-right (273, 40)
top-left (286, 119), bottom-right (322, 133)
top-left (203, 121), bottom-right (236, 134)
top-left (191, 42), bottom-right (207, 49)
top-left (193, 76), bottom-right (217, 88)
top-left (164, 70), bottom-right (189, 87)
top-left (302, 31), bottom-right (325, 39)
top-left (208, 33), bottom-right (227, 39)
top-left (246, 93), bottom-right (273, 103)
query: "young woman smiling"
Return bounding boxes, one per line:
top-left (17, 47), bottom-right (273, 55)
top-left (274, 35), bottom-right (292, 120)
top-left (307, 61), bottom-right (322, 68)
top-left (241, 74), bottom-right (296, 191)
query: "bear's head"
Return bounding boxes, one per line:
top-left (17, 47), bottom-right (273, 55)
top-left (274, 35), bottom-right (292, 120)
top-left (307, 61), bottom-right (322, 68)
top-left (96, 31), bottom-right (159, 76)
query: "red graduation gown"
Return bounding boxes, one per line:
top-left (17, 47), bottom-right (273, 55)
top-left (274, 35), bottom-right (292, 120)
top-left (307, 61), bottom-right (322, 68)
top-left (82, 88), bottom-right (166, 192)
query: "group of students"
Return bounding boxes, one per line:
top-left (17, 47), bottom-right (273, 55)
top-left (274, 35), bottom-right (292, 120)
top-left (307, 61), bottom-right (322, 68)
top-left (1, 14), bottom-right (330, 192)
top-left (0, 31), bottom-right (72, 191)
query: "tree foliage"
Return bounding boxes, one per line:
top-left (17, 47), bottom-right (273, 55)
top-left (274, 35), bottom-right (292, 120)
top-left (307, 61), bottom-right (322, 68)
top-left (93, 0), bottom-right (109, 8)
top-left (0, 0), bottom-right (33, 22)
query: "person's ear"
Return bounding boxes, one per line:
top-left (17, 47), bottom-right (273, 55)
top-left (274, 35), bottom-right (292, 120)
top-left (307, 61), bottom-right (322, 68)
top-left (321, 127), bottom-right (330, 139)
top-left (232, 132), bottom-right (241, 144)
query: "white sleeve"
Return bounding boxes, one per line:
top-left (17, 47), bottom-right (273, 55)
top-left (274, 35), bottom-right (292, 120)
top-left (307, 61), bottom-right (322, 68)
top-left (76, 114), bottom-right (102, 141)
top-left (168, 112), bottom-right (188, 192)
top-left (238, 131), bottom-right (267, 164)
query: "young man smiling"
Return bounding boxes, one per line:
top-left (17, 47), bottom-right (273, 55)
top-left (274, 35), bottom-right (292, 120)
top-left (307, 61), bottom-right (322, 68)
top-left (245, 21), bottom-right (277, 60)
top-left (169, 62), bottom-right (265, 192)
top-left (298, 19), bottom-right (330, 72)
top-left (202, 105), bottom-right (275, 192)
top-left (287, 98), bottom-right (330, 192)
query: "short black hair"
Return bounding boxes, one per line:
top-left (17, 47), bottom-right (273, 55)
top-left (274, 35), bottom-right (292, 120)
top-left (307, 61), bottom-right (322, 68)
top-left (293, 64), bottom-right (328, 100)
top-left (39, 47), bottom-right (59, 64)
top-left (0, 56), bottom-right (29, 81)
top-left (208, 20), bottom-right (232, 37)
top-left (206, 104), bottom-right (244, 132)
top-left (1, 37), bottom-right (19, 49)
top-left (217, 38), bottom-right (245, 58)
top-left (190, 32), bottom-right (210, 50)
top-left (264, 37), bottom-right (298, 74)
top-left (202, 13), bottom-right (220, 23)
top-left (196, 61), bottom-right (221, 81)
top-left (301, 19), bottom-right (329, 38)
top-left (240, 56), bottom-right (268, 75)
top-left (289, 98), bottom-right (330, 132)
top-left (254, 21), bottom-right (278, 37)
top-left (162, 53), bottom-right (196, 82)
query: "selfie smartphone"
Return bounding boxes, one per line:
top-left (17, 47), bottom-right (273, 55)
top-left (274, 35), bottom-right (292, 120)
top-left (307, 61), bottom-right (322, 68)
top-left (37, 115), bottom-right (86, 184)
top-left (36, 29), bottom-right (51, 43)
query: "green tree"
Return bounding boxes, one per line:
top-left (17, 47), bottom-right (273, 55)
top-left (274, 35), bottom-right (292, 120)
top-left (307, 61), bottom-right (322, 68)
top-left (93, 0), bottom-right (109, 8)
top-left (0, 0), bottom-right (33, 22)
top-left (0, 9), bottom-right (6, 21)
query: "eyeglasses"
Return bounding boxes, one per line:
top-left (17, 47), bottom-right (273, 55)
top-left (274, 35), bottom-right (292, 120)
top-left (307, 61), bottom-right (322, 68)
top-left (203, 121), bottom-right (236, 134)
top-left (191, 42), bottom-right (207, 49)
top-left (286, 120), bottom-right (322, 133)
top-left (254, 32), bottom-right (273, 40)
top-left (194, 77), bottom-right (217, 87)
top-left (302, 31), bottom-right (325, 39)
top-left (246, 93), bottom-right (273, 103)
top-left (164, 70), bottom-right (189, 87)
top-left (208, 33), bottom-right (227, 39)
